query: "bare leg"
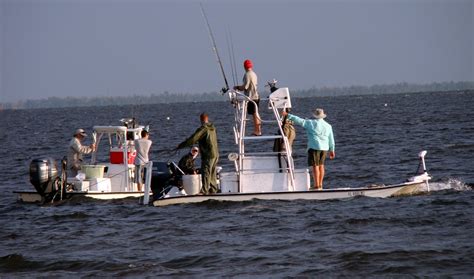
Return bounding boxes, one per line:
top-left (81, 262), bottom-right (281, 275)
top-left (312, 165), bottom-right (320, 189)
top-left (253, 113), bottom-right (261, 135)
top-left (137, 183), bottom-right (142, 192)
top-left (318, 165), bottom-right (325, 189)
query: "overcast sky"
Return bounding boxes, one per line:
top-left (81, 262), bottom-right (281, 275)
top-left (1, 0), bottom-right (472, 103)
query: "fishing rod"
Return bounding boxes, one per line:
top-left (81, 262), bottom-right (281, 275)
top-left (226, 28), bottom-right (238, 87)
top-left (230, 31), bottom-right (238, 87)
top-left (200, 3), bottom-right (229, 94)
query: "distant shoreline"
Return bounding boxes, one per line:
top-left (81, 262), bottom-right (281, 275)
top-left (1, 81), bottom-right (473, 110)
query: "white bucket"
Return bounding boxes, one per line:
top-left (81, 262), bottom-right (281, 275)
top-left (182, 174), bottom-right (202, 195)
top-left (82, 165), bottom-right (106, 179)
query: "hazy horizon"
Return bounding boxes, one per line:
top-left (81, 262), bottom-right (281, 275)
top-left (1, 0), bottom-right (473, 103)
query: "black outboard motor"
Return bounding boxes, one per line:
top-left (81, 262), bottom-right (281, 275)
top-left (150, 161), bottom-right (181, 200)
top-left (29, 158), bottom-right (59, 197)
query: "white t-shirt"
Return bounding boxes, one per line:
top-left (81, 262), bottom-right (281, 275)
top-left (134, 138), bottom-right (152, 165)
top-left (243, 70), bottom-right (259, 100)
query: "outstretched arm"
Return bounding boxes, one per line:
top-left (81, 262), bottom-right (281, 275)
top-left (71, 140), bottom-right (93, 154)
top-left (285, 114), bottom-right (307, 128)
top-left (177, 126), bottom-right (206, 149)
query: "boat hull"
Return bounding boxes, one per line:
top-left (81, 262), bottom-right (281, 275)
top-left (15, 181), bottom-right (426, 205)
top-left (15, 191), bottom-right (148, 203)
top-left (152, 181), bottom-right (427, 207)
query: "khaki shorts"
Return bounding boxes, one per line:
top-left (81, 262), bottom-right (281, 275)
top-left (307, 149), bottom-right (327, 166)
top-left (135, 165), bottom-right (146, 184)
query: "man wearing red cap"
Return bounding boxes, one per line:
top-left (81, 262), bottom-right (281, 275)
top-left (234, 59), bottom-right (261, 136)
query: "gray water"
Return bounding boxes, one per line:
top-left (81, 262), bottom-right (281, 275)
top-left (1, 91), bottom-right (473, 277)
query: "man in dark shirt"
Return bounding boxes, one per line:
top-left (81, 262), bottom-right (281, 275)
top-left (178, 146), bottom-right (199, 175)
top-left (177, 113), bottom-right (219, 194)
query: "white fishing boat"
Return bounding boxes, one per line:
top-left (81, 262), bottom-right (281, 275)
top-left (15, 88), bottom-right (430, 205)
top-left (150, 88), bottom-right (431, 207)
top-left (16, 5), bottom-right (430, 206)
top-left (15, 119), bottom-right (155, 203)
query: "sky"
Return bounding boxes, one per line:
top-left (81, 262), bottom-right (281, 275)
top-left (0, 0), bottom-right (472, 103)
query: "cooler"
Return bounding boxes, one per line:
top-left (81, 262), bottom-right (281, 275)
top-left (71, 179), bottom-right (90, 191)
top-left (81, 165), bottom-right (106, 179)
top-left (110, 148), bottom-right (136, 164)
top-left (89, 178), bottom-right (112, 192)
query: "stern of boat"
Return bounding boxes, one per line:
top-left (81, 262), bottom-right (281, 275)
top-left (392, 150), bottom-right (432, 197)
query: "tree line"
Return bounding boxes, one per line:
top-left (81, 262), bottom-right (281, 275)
top-left (1, 81), bottom-right (473, 110)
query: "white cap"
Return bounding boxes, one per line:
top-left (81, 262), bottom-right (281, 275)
top-left (74, 128), bottom-right (87, 137)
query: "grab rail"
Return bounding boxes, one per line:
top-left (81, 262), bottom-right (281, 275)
top-left (142, 161), bottom-right (153, 205)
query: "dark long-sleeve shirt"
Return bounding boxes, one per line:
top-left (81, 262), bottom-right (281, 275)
top-left (177, 123), bottom-right (219, 160)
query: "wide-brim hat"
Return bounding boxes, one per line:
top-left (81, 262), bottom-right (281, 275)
top-left (74, 128), bottom-right (87, 137)
top-left (312, 108), bottom-right (326, 119)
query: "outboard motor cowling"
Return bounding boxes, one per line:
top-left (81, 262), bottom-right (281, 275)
top-left (151, 161), bottom-right (181, 200)
top-left (29, 158), bottom-right (59, 196)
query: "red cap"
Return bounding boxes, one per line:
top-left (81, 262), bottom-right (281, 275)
top-left (243, 59), bottom-right (253, 69)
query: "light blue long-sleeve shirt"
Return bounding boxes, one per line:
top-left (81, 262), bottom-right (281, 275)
top-left (287, 114), bottom-right (335, 152)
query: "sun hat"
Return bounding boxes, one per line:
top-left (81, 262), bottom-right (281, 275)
top-left (243, 59), bottom-right (253, 69)
top-left (312, 108), bottom-right (327, 119)
top-left (74, 128), bottom-right (87, 137)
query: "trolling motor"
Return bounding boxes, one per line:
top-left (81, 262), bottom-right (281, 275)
top-left (267, 79), bottom-right (291, 114)
top-left (408, 150), bottom-right (432, 191)
top-left (266, 78), bottom-right (279, 93)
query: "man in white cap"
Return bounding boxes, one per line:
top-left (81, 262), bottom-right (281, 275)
top-left (67, 128), bottom-right (95, 177)
top-left (282, 108), bottom-right (335, 190)
top-left (178, 146), bottom-right (200, 175)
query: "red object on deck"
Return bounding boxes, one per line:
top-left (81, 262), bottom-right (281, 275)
top-left (110, 148), bottom-right (136, 164)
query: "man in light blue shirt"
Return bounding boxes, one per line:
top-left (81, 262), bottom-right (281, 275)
top-left (282, 108), bottom-right (335, 190)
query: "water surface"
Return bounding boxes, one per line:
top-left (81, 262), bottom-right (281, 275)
top-left (1, 91), bottom-right (473, 277)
